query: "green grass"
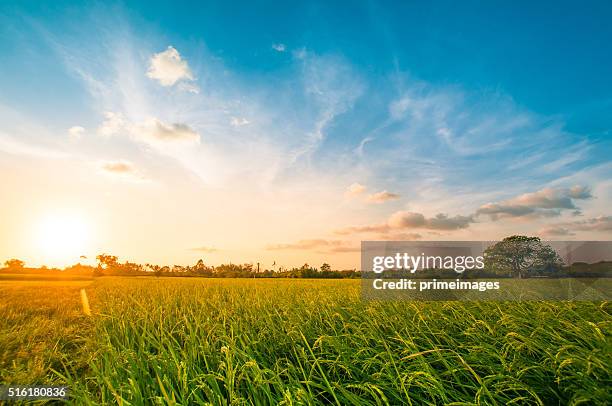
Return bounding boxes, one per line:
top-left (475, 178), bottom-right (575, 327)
top-left (1, 277), bottom-right (611, 405)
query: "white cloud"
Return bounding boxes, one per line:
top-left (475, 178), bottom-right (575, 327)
top-left (68, 126), bottom-right (85, 139)
top-left (345, 182), bottom-right (366, 197)
top-left (147, 46), bottom-right (195, 87)
top-left (97, 112), bottom-right (126, 137)
top-left (272, 43), bottom-right (286, 52)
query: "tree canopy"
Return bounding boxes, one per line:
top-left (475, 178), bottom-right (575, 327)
top-left (484, 235), bottom-right (563, 278)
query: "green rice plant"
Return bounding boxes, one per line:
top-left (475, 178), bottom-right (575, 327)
top-left (1, 277), bottom-right (610, 405)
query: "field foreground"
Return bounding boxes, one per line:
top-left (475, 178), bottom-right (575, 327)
top-left (1, 277), bottom-right (610, 405)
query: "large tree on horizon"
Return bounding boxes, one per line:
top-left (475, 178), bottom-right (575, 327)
top-left (484, 236), bottom-right (563, 278)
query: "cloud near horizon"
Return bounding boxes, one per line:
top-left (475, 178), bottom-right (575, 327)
top-left (266, 239), bottom-right (357, 253)
top-left (388, 211), bottom-right (474, 230)
top-left (336, 185), bottom-right (594, 239)
top-left (335, 210), bottom-right (474, 235)
top-left (476, 185), bottom-right (592, 220)
top-left (539, 215), bottom-right (612, 237)
top-left (188, 246), bottom-right (218, 253)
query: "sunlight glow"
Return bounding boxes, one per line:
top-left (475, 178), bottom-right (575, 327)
top-left (35, 212), bottom-right (90, 265)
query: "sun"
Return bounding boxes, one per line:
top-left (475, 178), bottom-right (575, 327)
top-left (36, 212), bottom-right (91, 264)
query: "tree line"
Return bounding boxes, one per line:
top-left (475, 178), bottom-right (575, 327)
top-left (2, 236), bottom-right (610, 279)
top-left (1, 256), bottom-right (360, 279)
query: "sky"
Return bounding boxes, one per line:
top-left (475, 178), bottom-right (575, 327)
top-left (0, 1), bottom-right (611, 269)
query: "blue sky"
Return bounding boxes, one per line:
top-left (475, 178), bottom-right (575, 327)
top-left (0, 1), bottom-right (611, 267)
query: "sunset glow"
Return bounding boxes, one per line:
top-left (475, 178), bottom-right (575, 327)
top-left (34, 212), bottom-right (91, 266)
top-left (0, 2), bottom-right (610, 271)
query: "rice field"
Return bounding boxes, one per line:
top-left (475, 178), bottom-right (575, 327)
top-left (1, 276), bottom-right (610, 405)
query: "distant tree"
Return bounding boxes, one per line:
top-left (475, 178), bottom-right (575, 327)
top-left (147, 264), bottom-right (163, 277)
top-left (194, 259), bottom-right (205, 270)
top-left (320, 263), bottom-right (332, 273)
top-left (298, 263), bottom-right (318, 278)
top-left (96, 254), bottom-right (119, 270)
top-left (64, 263), bottom-right (95, 273)
top-left (4, 259), bottom-right (25, 270)
top-left (484, 236), bottom-right (563, 278)
top-left (123, 261), bottom-right (143, 273)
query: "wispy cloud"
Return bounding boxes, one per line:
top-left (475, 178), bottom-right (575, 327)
top-left (538, 226), bottom-right (575, 237)
top-left (291, 51), bottom-right (364, 160)
top-left (98, 159), bottom-right (147, 181)
top-left (266, 239), bottom-right (355, 252)
top-left (0, 105), bottom-right (68, 158)
top-left (132, 119), bottom-right (199, 143)
top-left (230, 117), bottom-right (250, 127)
top-left (98, 112), bottom-right (199, 144)
top-left (376, 232), bottom-right (422, 241)
top-left (367, 190), bottom-right (400, 203)
top-left (272, 43), bottom-right (286, 52)
top-left (98, 112), bottom-right (126, 137)
top-left (345, 183), bottom-right (400, 204)
top-left (188, 246), bottom-right (218, 253)
top-left (540, 216), bottom-right (612, 237)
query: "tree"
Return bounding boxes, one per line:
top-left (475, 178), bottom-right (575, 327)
top-left (484, 236), bottom-right (563, 278)
top-left (96, 254), bottom-right (119, 270)
top-left (298, 263), bottom-right (317, 278)
top-left (4, 259), bottom-right (25, 270)
top-left (320, 263), bottom-right (332, 273)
